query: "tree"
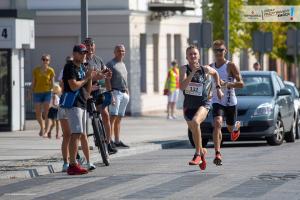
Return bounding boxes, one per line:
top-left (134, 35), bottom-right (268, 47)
top-left (246, 0), bottom-right (300, 63)
top-left (203, 0), bottom-right (247, 53)
top-left (203, 0), bottom-right (300, 63)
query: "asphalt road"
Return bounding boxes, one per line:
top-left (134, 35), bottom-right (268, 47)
top-left (0, 140), bottom-right (300, 200)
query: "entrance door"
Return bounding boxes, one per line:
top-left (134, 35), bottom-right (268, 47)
top-left (0, 49), bottom-right (11, 131)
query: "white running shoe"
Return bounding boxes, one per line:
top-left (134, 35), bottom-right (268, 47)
top-left (85, 162), bottom-right (96, 171)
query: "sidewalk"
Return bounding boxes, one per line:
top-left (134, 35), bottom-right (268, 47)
top-left (0, 111), bottom-right (189, 179)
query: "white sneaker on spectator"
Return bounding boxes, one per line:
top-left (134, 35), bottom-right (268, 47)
top-left (85, 162), bottom-right (96, 171)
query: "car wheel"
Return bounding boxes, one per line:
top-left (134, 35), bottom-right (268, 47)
top-left (285, 116), bottom-right (296, 143)
top-left (296, 114), bottom-right (300, 139)
top-left (266, 117), bottom-right (284, 146)
top-left (188, 129), bottom-right (209, 148)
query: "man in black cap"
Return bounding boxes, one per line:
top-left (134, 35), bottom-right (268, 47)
top-left (61, 44), bottom-right (96, 175)
top-left (83, 37), bottom-right (118, 155)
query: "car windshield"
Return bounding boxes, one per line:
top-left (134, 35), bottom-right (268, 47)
top-left (236, 76), bottom-right (273, 96)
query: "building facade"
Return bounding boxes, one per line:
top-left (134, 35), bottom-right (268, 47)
top-left (0, 0), bottom-right (203, 115)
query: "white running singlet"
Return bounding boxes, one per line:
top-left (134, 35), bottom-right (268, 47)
top-left (211, 60), bottom-right (237, 106)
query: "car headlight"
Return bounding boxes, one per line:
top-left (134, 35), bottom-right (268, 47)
top-left (253, 103), bottom-right (273, 116)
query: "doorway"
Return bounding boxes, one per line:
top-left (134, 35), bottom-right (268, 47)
top-left (0, 49), bottom-right (11, 131)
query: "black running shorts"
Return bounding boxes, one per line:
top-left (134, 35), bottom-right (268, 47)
top-left (212, 103), bottom-right (237, 126)
top-left (183, 105), bottom-right (210, 121)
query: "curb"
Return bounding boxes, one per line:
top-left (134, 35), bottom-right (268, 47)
top-left (0, 139), bottom-right (190, 180)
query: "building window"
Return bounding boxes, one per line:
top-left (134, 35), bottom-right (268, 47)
top-left (174, 34), bottom-right (181, 65)
top-left (153, 34), bottom-right (159, 92)
top-left (140, 34), bottom-right (147, 93)
top-left (167, 34), bottom-right (172, 65)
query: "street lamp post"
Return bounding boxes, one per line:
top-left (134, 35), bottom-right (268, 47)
top-left (224, 0), bottom-right (229, 59)
top-left (81, 0), bottom-right (88, 42)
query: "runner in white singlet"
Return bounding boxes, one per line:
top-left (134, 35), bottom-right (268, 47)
top-left (210, 40), bottom-right (244, 166)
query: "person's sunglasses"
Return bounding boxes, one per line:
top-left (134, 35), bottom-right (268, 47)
top-left (213, 48), bottom-right (225, 53)
top-left (42, 58), bottom-right (49, 61)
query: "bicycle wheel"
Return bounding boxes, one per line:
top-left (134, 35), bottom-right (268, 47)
top-left (91, 116), bottom-right (110, 166)
top-left (97, 118), bottom-right (110, 166)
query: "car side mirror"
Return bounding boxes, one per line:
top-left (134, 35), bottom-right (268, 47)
top-left (277, 88), bottom-right (292, 96)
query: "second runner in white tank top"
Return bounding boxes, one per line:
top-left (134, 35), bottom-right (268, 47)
top-left (211, 60), bottom-right (237, 106)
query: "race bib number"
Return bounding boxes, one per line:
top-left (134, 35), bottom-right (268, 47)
top-left (185, 82), bottom-right (203, 96)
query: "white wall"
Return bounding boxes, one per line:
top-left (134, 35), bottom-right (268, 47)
top-left (27, 0), bottom-right (129, 10)
top-left (26, 36), bottom-right (78, 82)
top-left (127, 13), bottom-right (200, 113)
top-left (129, 0), bottom-right (148, 11)
top-left (24, 5), bottom-right (203, 114)
top-left (11, 49), bottom-right (25, 131)
top-left (25, 12), bottom-right (130, 82)
top-left (15, 19), bottom-right (35, 49)
top-left (0, 0), bottom-right (10, 8)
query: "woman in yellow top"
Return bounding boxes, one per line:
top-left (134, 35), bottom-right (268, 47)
top-left (164, 60), bottom-right (180, 119)
top-left (31, 54), bottom-right (55, 137)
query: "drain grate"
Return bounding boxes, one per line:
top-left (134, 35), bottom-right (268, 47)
top-left (253, 173), bottom-right (299, 181)
top-left (215, 173), bottom-right (300, 198)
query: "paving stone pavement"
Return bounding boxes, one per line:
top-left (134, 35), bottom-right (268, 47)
top-left (0, 111), bottom-right (189, 179)
top-left (0, 140), bottom-right (299, 200)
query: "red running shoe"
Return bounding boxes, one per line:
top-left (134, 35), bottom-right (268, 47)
top-left (67, 164), bottom-right (88, 175)
top-left (231, 121), bottom-right (240, 141)
top-left (199, 148), bottom-right (207, 170)
top-left (188, 154), bottom-right (202, 165)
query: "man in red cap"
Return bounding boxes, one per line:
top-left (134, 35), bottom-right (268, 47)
top-left (61, 44), bottom-right (96, 175)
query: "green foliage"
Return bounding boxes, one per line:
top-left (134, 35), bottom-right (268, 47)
top-left (203, 0), bottom-right (248, 52)
top-left (203, 0), bottom-right (300, 63)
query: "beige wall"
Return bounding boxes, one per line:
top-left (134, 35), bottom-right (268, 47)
top-left (25, 12), bottom-right (131, 82)
top-left (127, 13), bottom-right (200, 113)
top-left (24, 9), bottom-right (201, 114)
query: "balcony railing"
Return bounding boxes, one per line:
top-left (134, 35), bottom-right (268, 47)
top-left (148, 0), bottom-right (196, 12)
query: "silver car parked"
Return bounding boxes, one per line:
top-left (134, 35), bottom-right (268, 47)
top-left (189, 71), bottom-right (295, 147)
top-left (284, 80), bottom-right (300, 140)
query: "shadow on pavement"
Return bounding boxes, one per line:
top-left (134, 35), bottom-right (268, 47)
top-left (155, 140), bottom-right (269, 150)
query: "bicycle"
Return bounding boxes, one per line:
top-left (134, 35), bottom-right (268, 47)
top-left (87, 97), bottom-right (110, 166)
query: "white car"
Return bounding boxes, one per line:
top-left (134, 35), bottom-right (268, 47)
top-left (284, 81), bottom-right (300, 140)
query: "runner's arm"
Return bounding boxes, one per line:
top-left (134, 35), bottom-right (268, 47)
top-left (227, 62), bottom-right (244, 89)
top-left (179, 66), bottom-right (195, 90)
top-left (203, 65), bottom-right (221, 88)
top-left (204, 65), bottom-right (224, 99)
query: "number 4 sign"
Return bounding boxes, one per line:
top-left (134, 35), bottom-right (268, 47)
top-left (0, 27), bottom-right (11, 40)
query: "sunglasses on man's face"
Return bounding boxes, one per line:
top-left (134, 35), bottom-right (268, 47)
top-left (85, 43), bottom-right (94, 47)
top-left (213, 48), bottom-right (225, 53)
top-left (42, 58), bottom-right (49, 61)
